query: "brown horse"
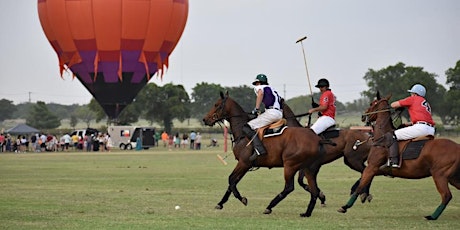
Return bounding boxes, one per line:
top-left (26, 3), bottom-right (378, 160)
top-left (202, 92), bottom-right (324, 217)
top-left (281, 101), bottom-right (374, 203)
top-left (338, 93), bottom-right (460, 220)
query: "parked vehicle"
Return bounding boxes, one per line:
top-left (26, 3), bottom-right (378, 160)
top-left (70, 128), bottom-right (99, 139)
top-left (108, 126), bottom-right (155, 150)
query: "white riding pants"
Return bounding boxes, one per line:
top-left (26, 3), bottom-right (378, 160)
top-left (310, 116), bottom-right (336, 134)
top-left (395, 123), bottom-right (435, 140)
top-left (248, 109), bottom-right (283, 129)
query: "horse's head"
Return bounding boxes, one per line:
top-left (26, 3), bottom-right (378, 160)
top-left (202, 91), bottom-right (230, 126)
top-left (361, 91), bottom-right (392, 124)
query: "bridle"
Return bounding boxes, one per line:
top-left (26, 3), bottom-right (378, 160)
top-left (210, 96), bottom-right (228, 123)
top-left (362, 99), bottom-right (392, 125)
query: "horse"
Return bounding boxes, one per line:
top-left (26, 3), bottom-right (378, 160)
top-left (281, 101), bottom-right (374, 203)
top-left (202, 92), bottom-right (324, 217)
top-left (338, 92), bottom-right (460, 220)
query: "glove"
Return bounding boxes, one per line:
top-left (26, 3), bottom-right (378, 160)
top-left (251, 108), bottom-right (259, 115)
top-left (311, 101), bottom-right (319, 108)
top-left (395, 107), bottom-right (405, 112)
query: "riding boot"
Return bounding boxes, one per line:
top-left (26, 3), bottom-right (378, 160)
top-left (242, 124), bottom-right (267, 161)
top-left (388, 136), bottom-right (400, 168)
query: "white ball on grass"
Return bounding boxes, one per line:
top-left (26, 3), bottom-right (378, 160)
top-left (175, 205), bottom-right (180, 210)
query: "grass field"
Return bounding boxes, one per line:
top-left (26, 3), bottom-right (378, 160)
top-left (1, 146), bottom-right (459, 230)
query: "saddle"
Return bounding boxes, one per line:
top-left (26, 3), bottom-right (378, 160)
top-left (318, 125), bottom-right (340, 139)
top-left (399, 135), bottom-right (434, 161)
top-left (257, 119), bottom-right (288, 139)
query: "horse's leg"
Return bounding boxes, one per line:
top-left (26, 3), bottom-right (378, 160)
top-left (344, 156), bottom-right (373, 203)
top-left (215, 164), bottom-right (250, 209)
top-left (425, 175), bottom-right (452, 220)
top-left (349, 178), bottom-right (373, 203)
top-left (300, 167), bottom-right (320, 217)
top-left (263, 167), bottom-right (297, 215)
top-left (297, 169), bottom-right (326, 206)
top-left (338, 165), bottom-right (377, 213)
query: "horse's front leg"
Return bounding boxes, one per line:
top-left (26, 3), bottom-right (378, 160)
top-left (338, 165), bottom-right (378, 213)
top-left (264, 167), bottom-right (296, 215)
top-left (350, 178), bottom-right (373, 203)
top-left (216, 163), bottom-right (250, 209)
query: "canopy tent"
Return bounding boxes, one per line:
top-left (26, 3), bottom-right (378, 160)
top-left (6, 124), bottom-right (40, 135)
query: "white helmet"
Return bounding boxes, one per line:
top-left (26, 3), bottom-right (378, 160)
top-left (407, 84), bottom-right (426, 97)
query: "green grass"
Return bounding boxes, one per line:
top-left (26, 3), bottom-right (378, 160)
top-left (1, 147), bottom-right (459, 229)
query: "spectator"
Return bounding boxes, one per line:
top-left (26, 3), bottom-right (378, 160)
top-left (174, 133), bottom-right (180, 148)
top-left (161, 131), bottom-right (169, 148)
top-left (195, 132), bottom-right (202, 150)
top-left (0, 133), bottom-right (5, 152)
top-left (63, 133), bottom-right (71, 152)
top-left (181, 133), bottom-right (188, 148)
top-left (189, 130), bottom-right (196, 149)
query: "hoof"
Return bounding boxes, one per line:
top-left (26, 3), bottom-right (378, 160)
top-left (215, 204), bottom-right (223, 210)
top-left (241, 197), bottom-right (248, 206)
top-left (263, 209), bottom-right (272, 214)
top-left (360, 193), bottom-right (368, 203)
top-left (319, 191), bottom-right (326, 206)
top-left (367, 194), bottom-right (373, 203)
top-left (337, 207), bottom-right (347, 213)
top-left (300, 212), bottom-right (311, 217)
top-left (424, 215), bottom-right (436, 220)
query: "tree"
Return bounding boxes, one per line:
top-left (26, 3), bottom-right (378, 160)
top-left (88, 98), bottom-right (106, 122)
top-left (224, 85), bottom-right (255, 112)
top-left (190, 82), bottom-right (225, 119)
top-left (26, 101), bottom-right (61, 129)
top-left (444, 60), bottom-right (460, 125)
top-left (70, 114), bottom-right (78, 129)
top-left (114, 103), bottom-right (141, 125)
top-left (0, 99), bottom-right (17, 122)
top-left (74, 105), bottom-right (97, 128)
top-left (362, 62), bottom-right (446, 121)
top-left (136, 83), bottom-right (190, 133)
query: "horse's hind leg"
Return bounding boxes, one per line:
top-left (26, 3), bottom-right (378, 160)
top-left (300, 168), bottom-right (320, 217)
top-left (297, 169), bottom-right (326, 206)
top-left (425, 175), bottom-right (452, 220)
top-left (263, 168), bottom-right (297, 215)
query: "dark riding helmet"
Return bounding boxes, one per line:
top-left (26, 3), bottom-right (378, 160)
top-left (252, 74), bottom-right (268, 85)
top-left (315, 78), bottom-right (329, 88)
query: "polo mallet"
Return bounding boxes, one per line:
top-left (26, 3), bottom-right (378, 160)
top-left (296, 36), bottom-right (313, 96)
top-left (296, 36), bottom-right (314, 126)
top-left (217, 154), bottom-right (228, 165)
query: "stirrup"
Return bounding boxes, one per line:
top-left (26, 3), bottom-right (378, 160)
top-left (249, 149), bottom-right (263, 161)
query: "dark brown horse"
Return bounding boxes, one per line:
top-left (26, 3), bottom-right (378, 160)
top-left (202, 92), bottom-right (324, 217)
top-left (338, 93), bottom-right (460, 220)
top-left (281, 101), bottom-right (374, 203)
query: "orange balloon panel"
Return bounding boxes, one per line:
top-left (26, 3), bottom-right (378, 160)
top-left (37, 0), bottom-right (188, 118)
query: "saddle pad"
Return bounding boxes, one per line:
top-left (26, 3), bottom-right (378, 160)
top-left (264, 126), bottom-right (288, 138)
top-left (402, 140), bottom-right (429, 160)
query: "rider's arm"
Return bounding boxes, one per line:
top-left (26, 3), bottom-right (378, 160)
top-left (308, 105), bottom-right (327, 114)
top-left (255, 89), bottom-right (264, 110)
top-left (391, 101), bottom-right (401, 108)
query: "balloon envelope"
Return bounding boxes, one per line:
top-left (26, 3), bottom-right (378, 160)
top-left (37, 0), bottom-right (189, 118)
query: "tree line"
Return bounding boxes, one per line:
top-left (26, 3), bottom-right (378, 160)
top-left (1, 61), bottom-right (459, 132)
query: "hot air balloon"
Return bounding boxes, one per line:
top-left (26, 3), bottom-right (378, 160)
top-left (37, 0), bottom-right (189, 119)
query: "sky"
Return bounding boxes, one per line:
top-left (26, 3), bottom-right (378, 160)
top-left (1, 0), bottom-right (459, 105)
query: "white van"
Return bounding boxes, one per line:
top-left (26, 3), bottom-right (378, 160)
top-left (108, 126), bottom-right (155, 150)
top-left (70, 128), bottom-right (98, 139)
